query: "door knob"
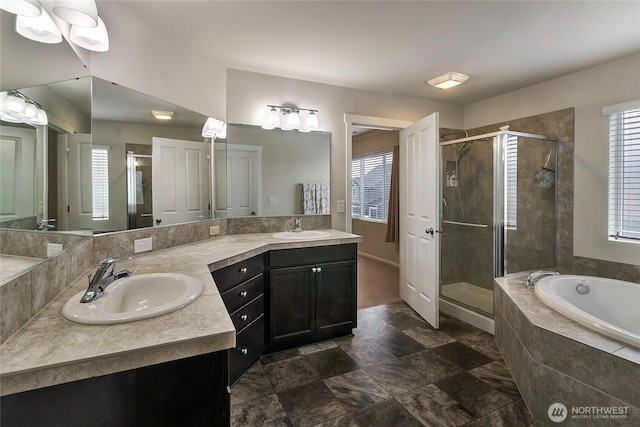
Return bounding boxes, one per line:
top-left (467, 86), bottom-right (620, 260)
top-left (155, 218), bottom-right (162, 224)
top-left (426, 227), bottom-right (434, 235)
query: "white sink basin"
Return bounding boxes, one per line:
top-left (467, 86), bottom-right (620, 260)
top-left (62, 273), bottom-right (203, 325)
top-left (272, 230), bottom-right (331, 240)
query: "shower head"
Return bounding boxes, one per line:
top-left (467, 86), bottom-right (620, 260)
top-left (457, 142), bottom-right (472, 162)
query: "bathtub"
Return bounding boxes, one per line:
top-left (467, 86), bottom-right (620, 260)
top-left (535, 275), bottom-right (640, 348)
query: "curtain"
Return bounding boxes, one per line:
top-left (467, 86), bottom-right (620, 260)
top-left (385, 145), bottom-right (399, 243)
top-left (301, 183), bottom-right (330, 214)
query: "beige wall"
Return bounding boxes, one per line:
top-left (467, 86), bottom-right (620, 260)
top-left (464, 53), bottom-right (640, 266)
top-left (226, 69), bottom-right (464, 231)
top-left (352, 130), bottom-right (400, 265)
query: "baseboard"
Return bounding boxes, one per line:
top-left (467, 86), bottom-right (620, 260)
top-left (357, 252), bottom-right (399, 268)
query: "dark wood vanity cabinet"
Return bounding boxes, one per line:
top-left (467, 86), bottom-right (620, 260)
top-left (268, 244), bottom-right (357, 352)
top-left (211, 254), bottom-right (266, 385)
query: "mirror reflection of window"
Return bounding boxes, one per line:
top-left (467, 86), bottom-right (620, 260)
top-left (92, 145), bottom-right (109, 221)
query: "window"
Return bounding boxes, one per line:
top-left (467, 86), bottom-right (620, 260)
top-left (505, 134), bottom-right (518, 230)
top-left (92, 146), bottom-right (109, 220)
top-left (604, 100), bottom-right (640, 241)
top-left (351, 150), bottom-right (393, 222)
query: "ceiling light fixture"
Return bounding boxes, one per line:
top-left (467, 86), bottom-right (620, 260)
top-left (53, 0), bottom-right (98, 28)
top-left (427, 72), bottom-right (470, 89)
top-left (16, 9), bottom-right (62, 44)
top-left (0, 0), bottom-right (41, 17)
top-left (70, 16), bottom-right (109, 51)
top-left (151, 110), bottom-right (174, 120)
top-left (261, 104), bottom-right (319, 132)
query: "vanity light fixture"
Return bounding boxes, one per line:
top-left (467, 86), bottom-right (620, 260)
top-left (202, 117), bottom-right (226, 138)
top-left (16, 8), bottom-right (62, 44)
top-left (53, 0), bottom-right (98, 28)
top-left (70, 16), bottom-right (109, 51)
top-left (0, 0), bottom-right (41, 17)
top-left (427, 72), bottom-right (470, 89)
top-left (261, 104), bottom-right (320, 132)
top-left (151, 110), bottom-right (174, 120)
top-left (0, 90), bottom-right (48, 125)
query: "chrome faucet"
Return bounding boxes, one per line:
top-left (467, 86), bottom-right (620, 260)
top-left (522, 270), bottom-right (559, 289)
top-left (80, 256), bottom-right (133, 303)
top-left (291, 218), bottom-right (302, 232)
top-left (35, 219), bottom-right (56, 231)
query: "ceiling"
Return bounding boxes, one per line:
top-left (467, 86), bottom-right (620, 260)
top-left (103, 0), bottom-right (640, 106)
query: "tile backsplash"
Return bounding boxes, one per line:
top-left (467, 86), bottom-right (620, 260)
top-left (0, 215), bottom-right (331, 344)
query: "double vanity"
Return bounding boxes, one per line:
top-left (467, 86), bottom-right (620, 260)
top-left (0, 229), bottom-right (361, 426)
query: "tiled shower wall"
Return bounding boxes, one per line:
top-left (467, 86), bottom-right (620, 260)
top-left (468, 108), bottom-right (639, 282)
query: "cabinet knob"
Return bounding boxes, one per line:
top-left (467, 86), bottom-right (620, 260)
top-left (239, 267), bottom-right (247, 274)
top-left (240, 314), bottom-right (248, 321)
top-left (239, 291), bottom-right (248, 298)
top-left (317, 267), bottom-right (322, 273)
top-left (311, 267), bottom-right (317, 273)
top-left (240, 348), bottom-right (248, 355)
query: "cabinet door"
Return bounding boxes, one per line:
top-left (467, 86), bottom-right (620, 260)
top-left (315, 261), bottom-right (357, 340)
top-left (269, 266), bottom-right (315, 351)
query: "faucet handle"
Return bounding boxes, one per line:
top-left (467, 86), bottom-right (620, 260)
top-left (100, 256), bottom-right (133, 265)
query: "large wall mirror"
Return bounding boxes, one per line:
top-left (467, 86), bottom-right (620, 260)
top-left (222, 124), bottom-right (331, 218)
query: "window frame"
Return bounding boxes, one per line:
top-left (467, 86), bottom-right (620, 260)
top-left (351, 149), bottom-right (394, 224)
top-left (603, 100), bottom-right (640, 243)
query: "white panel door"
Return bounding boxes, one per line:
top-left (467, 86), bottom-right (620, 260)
top-left (399, 113), bottom-right (440, 328)
top-left (226, 144), bottom-right (262, 217)
top-left (67, 133), bottom-right (93, 231)
top-left (152, 137), bottom-right (209, 226)
top-left (0, 126), bottom-right (37, 222)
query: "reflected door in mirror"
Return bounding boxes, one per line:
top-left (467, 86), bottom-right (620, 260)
top-left (152, 137), bottom-right (210, 226)
top-left (226, 145), bottom-right (262, 217)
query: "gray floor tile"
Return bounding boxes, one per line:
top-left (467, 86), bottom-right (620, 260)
top-left (278, 380), bottom-right (348, 427)
top-left (372, 329), bottom-right (426, 357)
top-left (465, 399), bottom-right (536, 427)
top-left (403, 325), bottom-right (457, 348)
top-left (435, 372), bottom-right (515, 417)
top-left (401, 349), bottom-right (464, 383)
top-left (439, 317), bottom-right (483, 339)
top-left (231, 362), bottom-right (275, 406)
top-left (311, 415), bottom-right (358, 427)
top-left (324, 369), bottom-right (391, 412)
top-left (304, 346), bottom-right (361, 379)
top-left (364, 358), bottom-right (427, 396)
top-left (460, 332), bottom-right (504, 360)
top-left (339, 339), bottom-right (397, 366)
top-left (231, 394), bottom-right (292, 427)
top-left (431, 341), bottom-right (494, 370)
top-left (349, 399), bottom-right (423, 427)
top-left (469, 360), bottom-right (522, 400)
top-left (264, 355), bottom-right (320, 393)
top-left (396, 384), bottom-right (475, 426)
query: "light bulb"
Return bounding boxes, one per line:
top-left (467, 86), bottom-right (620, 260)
top-left (5, 95), bottom-right (26, 114)
top-left (284, 111), bottom-right (300, 130)
top-left (29, 108), bottom-right (48, 125)
top-left (16, 9), bottom-right (63, 44)
top-left (70, 16), bottom-right (109, 52)
top-left (262, 107), bottom-right (279, 130)
top-left (306, 111), bottom-right (318, 130)
top-left (23, 102), bottom-right (37, 118)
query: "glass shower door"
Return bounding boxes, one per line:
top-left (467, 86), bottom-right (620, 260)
top-left (440, 137), bottom-right (496, 317)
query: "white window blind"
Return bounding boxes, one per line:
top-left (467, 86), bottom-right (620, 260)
top-left (92, 146), bottom-right (109, 220)
top-left (605, 101), bottom-right (640, 241)
top-left (505, 134), bottom-right (518, 230)
top-left (351, 150), bottom-right (393, 222)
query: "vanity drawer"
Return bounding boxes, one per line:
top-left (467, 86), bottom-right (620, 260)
top-left (230, 295), bottom-right (264, 332)
top-left (212, 254), bottom-right (265, 293)
top-left (269, 244), bottom-right (356, 268)
top-left (221, 275), bottom-right (263, 313)
top-left (229, 315), bottom-right (265, 385)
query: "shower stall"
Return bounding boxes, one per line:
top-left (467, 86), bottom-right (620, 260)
top-left (439, 128), bottom-right (557, 332)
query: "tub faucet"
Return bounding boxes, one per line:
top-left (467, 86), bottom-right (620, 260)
top-left (522, 270), bottom-right (559, 289)
top-left (291, 218), bottom-right (302, 232)
top-left (80, 256), bottom-right (133, 303)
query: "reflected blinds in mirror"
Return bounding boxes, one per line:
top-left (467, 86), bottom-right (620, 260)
top-left (92, 145), bottom-right (109, 220)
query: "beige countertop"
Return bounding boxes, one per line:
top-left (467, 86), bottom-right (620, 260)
top-left (0, 230), bottom-right (361, 396)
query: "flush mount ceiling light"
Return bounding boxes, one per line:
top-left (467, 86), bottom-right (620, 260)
top-left (16, 9), bottom-right (63, 44)
top-left (0, 0), bottom-right (41, 17)
top-left (151, 110), bottom-right (174, 120)
top-left (70, 16), bottom-right (108, 51)
top-left (261, 104), bottom-right (320, 132)
top-left (427, 72), bottom-right (470, 89)
top-left (53, 0), bottom-right (98, 28)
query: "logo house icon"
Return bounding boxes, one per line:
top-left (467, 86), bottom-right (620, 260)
top-left (548, 402), bottom-right (568, 423)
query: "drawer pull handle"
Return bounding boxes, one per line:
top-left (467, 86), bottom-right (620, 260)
top-left (239, 267), bottom-right (247, 274)
top-left (240, 348), bottom-right (248, 355)
top-left (240, 291), bottom-right (248, 298)
top-left (240, 314), bottom-right (248, 321)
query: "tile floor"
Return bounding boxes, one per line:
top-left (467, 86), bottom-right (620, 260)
top-left (230, 301), bottom-right (535, 426)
